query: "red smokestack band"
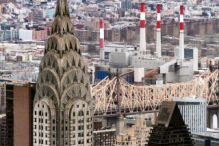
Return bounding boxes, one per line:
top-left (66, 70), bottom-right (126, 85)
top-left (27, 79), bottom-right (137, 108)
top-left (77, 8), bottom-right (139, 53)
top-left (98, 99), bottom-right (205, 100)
top-left (180, 23), bottom-right (184, 30)
top-left (140, 3), bottom-right (145, 12)
top-left (100, 18), bottom-right (104, 49)
top-left (157, 4), bottom-right (160, 13)
top-left (100, 39), bottom-right (104, 48)
top-left (140, 20), bottom-right (145, 28)
top-left (157, 21), bottom-right (160, 29)
top-left (100, 18), bottom-right (104, 28)
top-left (180, 5), bottom-right (184, 15)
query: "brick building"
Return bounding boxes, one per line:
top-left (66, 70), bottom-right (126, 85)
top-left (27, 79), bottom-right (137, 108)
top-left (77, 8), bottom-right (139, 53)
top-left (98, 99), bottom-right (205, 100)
top-left (75, 29), bottom-right (91, 42)
top-left (6, 83), bottom-right (36, 146)
top-left (31, 28), bottom-right (48, 41)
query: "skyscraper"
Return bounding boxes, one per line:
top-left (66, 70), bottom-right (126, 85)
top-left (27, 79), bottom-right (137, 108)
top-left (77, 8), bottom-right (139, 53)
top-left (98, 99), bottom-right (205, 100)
top-left (33, 0), bottom-right (93, 145)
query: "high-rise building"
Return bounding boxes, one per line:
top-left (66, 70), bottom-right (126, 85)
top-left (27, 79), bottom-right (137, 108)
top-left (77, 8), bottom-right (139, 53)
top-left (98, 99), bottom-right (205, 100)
top-left (147, 101), bottom-right (193, 145)
top-left (115, 115), bottom-right (152, 146)
top-left (33, 0), bottom-right (93, 145)
top-left (5, 83), bottom-right (36, 146)
top-left (173, 97), bottom-right (206, 133)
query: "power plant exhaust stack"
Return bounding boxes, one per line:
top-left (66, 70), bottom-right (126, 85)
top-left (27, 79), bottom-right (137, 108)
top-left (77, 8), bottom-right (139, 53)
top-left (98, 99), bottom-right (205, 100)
top-left (175, 5), bottom-right (184, 65)
top-left (179, 5), bottom-right (184, 61)
top-left (156, 4), bottom-right (161, 58)
top-left (99, 18), bottom-right (105, 61)
top-left (139, 2), bottom-right (146, 53)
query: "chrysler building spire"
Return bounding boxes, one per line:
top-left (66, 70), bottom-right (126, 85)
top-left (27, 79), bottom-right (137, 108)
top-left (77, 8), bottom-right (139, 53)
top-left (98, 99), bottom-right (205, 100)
top-left (33, 0), bottom-right (93, 145)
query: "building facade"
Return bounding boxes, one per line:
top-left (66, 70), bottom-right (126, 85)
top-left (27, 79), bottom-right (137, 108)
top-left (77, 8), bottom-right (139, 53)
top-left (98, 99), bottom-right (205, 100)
top-left (5, 83), bottom-right (35, 146)
top-left (148, 101), bottom-right (193, 145)
top-left (173, 97), bottom-right (207, 133)
top-left (0, 83), bottom-right (6, 108)
top-left (93, 127), bottom-right (116, 146)
top-left (0, 114), bottom-right (6, 146)
top-left (33, 0), bottom-right (93, 146)
top-left (115, 116), bottom-right (152, 146)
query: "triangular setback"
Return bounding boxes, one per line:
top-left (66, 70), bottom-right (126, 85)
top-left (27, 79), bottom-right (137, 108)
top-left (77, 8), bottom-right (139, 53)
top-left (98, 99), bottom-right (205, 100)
top-left (148, 101), bottom-right (193, 146)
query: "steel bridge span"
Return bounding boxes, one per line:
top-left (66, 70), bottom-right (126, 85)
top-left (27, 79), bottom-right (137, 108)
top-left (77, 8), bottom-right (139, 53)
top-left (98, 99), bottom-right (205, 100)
top-left (92, 70), bottom-right (219, 117)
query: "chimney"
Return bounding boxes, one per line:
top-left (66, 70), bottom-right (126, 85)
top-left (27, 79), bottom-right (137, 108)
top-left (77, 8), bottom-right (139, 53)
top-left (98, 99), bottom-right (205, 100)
top-left (100, 18), bottom-right (105, 61)
top-left (179, 5), bottom-right (184, 60)
top-left (139, 2), bottom-right (146, 53)
top-left (156, 4), bottom-right (161, 58)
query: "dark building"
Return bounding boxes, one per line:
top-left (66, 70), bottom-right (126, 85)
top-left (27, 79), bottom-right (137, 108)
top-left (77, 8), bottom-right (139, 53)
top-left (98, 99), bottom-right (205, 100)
top-left (0, 114), bottom-right (6, 146)
top-left (5, 83), bottom-right (36, 146)
top-left (30, 9), bottom-right (43, 22)
top-left (148, 101), bottom-right (193, 146)
top-left (5, 84), bottom-right (13, 146)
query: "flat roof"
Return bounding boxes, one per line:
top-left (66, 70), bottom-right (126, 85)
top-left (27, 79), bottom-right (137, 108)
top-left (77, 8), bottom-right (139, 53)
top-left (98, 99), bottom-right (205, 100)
top-left (173, 97), bottom-right (206, 102)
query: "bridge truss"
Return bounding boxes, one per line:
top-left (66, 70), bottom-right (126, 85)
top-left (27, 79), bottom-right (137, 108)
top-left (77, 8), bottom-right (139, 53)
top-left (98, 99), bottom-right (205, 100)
top-left (92, 70), bottom-right (219, 115)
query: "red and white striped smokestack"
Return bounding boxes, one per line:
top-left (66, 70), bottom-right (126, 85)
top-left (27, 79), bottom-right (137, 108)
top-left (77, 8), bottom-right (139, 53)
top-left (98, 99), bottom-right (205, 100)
top-left (156, 4), bottom-right (161, 57)
top-left (179, 5), bottom-right (184, 60)
top-left (139, 2), bottom-right (146, 53)
top-left (100, 18), bottom-right (105, 61)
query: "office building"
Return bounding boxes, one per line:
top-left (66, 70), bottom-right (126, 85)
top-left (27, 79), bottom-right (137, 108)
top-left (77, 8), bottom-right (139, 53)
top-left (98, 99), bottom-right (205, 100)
top-left (173, 97), bottom-right (207, 133)
top-left (148, 101), bottom-right (193, 145)
top-left (33, 0), bottom-right (93, 145)
top-left (5, 83), bottom-right (36, 146)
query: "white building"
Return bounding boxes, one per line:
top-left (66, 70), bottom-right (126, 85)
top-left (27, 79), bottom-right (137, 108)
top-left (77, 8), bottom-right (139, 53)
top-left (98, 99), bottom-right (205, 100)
top-left (19, 29), bottom-right (32, 41)
top-left (173, 97), bottom-right (207, 133)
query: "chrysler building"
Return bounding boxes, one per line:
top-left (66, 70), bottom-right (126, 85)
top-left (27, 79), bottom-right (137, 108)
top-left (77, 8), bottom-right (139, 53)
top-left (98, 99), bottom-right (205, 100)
top-left (33, 0), bottom-right (93, 145)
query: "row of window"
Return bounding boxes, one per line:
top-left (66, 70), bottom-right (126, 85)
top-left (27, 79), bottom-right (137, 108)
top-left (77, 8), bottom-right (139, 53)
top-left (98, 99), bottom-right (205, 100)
top-left (34, 111), bottom-right (48, 116)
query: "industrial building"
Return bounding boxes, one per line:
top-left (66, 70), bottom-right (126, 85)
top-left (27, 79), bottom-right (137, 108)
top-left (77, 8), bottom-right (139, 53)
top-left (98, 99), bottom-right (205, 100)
top-left (173, 97), bottom-right (207, 133)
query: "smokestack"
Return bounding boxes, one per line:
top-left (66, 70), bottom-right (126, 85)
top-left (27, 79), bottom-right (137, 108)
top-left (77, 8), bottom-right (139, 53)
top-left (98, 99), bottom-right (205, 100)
top-left (156, 4), bottom-right (161, 58)
top-left (179, 5), bottom-right (184, 60)
top-left (100, 18), bottom-right (104, 61)
top-left (140, 2), bottom-right (146, 53)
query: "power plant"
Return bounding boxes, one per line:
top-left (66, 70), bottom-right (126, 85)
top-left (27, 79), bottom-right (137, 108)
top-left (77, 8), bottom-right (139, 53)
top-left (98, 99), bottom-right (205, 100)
top-left (95, 3), bottom-right (197, 84)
